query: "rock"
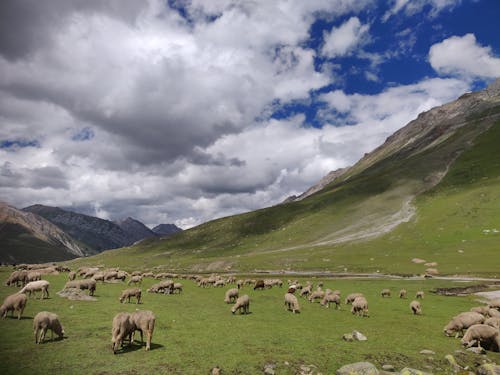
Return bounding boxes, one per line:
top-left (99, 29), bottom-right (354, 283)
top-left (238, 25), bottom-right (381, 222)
top-left (399, 368), bottom-right (432, 375)
top-left (445, 354), bottom-right (462, 372)
top-left (419, 350), bottom-right (435, 355)
top-left (264, 363), bottom-right (275, 375)
top-left (336, 362), bottom-right (379, 375)
top-left (342, 333), bottom-right (354, 341)
top-left (476, 364), bottom-right (500, 375)
top-left (411, 258), bottom-right (426, 264)
top-left (211, 366), bottom-right (221, 375)
top-left (467, 346), bottom-right (486, 354)
top-left (353, 330), bottom-right (367, 341)
top-left (382, 364), bottom-right (395, 371)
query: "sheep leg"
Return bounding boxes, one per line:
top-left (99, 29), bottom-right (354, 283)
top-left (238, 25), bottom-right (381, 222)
top-left (34, 327), bottom-right (39, 344)
top-left (40, 327), bottom-right (47, 343)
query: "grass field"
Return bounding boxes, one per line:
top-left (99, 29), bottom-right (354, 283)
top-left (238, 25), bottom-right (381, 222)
top-left (1, 268), bottom-right (499, 374)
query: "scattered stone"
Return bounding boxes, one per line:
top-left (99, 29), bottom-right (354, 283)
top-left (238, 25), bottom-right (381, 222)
top-left (342, 333), bottom-right (354, 341)
top-left (467, 346), bottom-right (486, 354)
top-left (352, 330), bottom-right (367, 341)
top-left (425, 268), bottom-right (439, 275)
top-left (399, 368), bottom-right (432, 375)
top-left (381, 364), bottom-right (395, 372)
top-left (476, 363), bottom-right (500, 375)
top-left (264, 363), bottom-right (275, 375)
top-left (411, 258), bottom-right (426, 264)
top-left (299, 364), bottom-right (318, 375)
top-left (419, 350), bottom-right (435, 355)
top-left (57, 288), bottom-right (97, 301)
top-left (424, 262), bottom-right (438, 267)
top-left (445, 354), bottom-right (462, 372)
top-left (336, 362), bottom-right (379, 375)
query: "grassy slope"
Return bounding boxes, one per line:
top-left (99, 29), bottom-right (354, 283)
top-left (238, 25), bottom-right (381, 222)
top-left (69, 114), bottom-right (500, 276)
top-left (1, 268), bottom-right (499, 374)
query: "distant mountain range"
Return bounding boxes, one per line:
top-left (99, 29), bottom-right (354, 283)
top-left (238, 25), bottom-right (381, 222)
top-left (0, 203), bottom-right (181, 264)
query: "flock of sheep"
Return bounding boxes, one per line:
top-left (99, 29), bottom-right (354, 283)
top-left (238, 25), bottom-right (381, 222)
top-left (1, 264), bottom-right (500, 359)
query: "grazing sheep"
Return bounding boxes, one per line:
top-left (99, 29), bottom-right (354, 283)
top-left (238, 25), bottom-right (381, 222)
top-left (111, 312), bottom-right (134, 354)
top-left (284, 293), bottom-right (300, 313)
top-left (308, 290), bottom-right (325, 303)
top-left (416, 291), bottom-right (425, 299)
top-left (300, 285), bottom-right (312, 298)
top-left (33, 311), bottom-right (64, 344)
top-left (130, 310), bottom-right (156, 351)
top-left (131, 271), bottom-right (142, 276)
top-left (119, 288), bottom-right (142, 304)
top-left (19, 280), bottom-right (50, 299)
top-left (231, 295), bottom-right (250, 314)
top-left (236, 280), bottom-right (243, 289)
top-left (0, 293), bottom-right (28, 319)
top-left (5, 270), bottom-right (28, 287)
top-left (214, 279), bottom-right (226, 287)
top-left (320, 293), bottom-right (341, 309)
top-left (224, 288), bottom-right (239, 304)
top-left (104, 271), bottom-right (118, 281)
top-left (147, 280), bottom-right (174, 294)
top-left (410, 300), bottom-right (422, 315)
top-left (127, 275), bottom-right (143, 286)
top-left (461, 324), bottom-right (500, 352)
top-left (489, 299), bottom-right (500, 311)
top-left (27, 271), bottom-right (42, 282)
top-left (142, 272), bottom-right (154, 278)
top-left (253, 280), bottom-right (265, 290)
top-left (351, 296), bottom-right (369, 317)
top-left (92, 272), bottom-right (105, 283)
top-left (488, 309), bottom-right (500, 318)
top-left (172, 283), bottom-right (183, 294)
top-left (64, 279), bottom-right (96, 296)
top-left (68, 271), bottom-right (76, 281)
top-left (444, 312), bottom-right (485, 337)
top-left (484, 317), bottom-right (500, 329)
top-left (381, 289), bottom-right (391, 298)
top-left (470, 306), bottom-right (490, 316)
top-left (345, 293), bottom-right (364, 305)
top-left (399, 289), bottom-right (407, 298)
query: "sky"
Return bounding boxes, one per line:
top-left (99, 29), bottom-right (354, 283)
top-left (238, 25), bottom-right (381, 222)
top-left (1, 0), bottom-right (500, 229)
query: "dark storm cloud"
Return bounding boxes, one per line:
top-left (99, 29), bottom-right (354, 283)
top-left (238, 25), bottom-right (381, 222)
top-left (0, 163), bottom-right (68, 189)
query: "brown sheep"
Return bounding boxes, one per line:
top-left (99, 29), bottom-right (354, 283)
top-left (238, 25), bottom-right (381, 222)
top-left (33, 311), bottom-right (64, 344)
top-left (381, 289), bottom-right (391, 298)
top-left (320, 293), bottom-right (341, 309)
top-left (284, 293), bottom-right (300, 313)
top-left (399, 289), bottom-right (407, 298)
top-left (444, 312), bottom-right (485, 337)
top-left (19, 280), bottom-right (50, 299)
top-left (119, 288), bottom-right (142, 304)
top-left (130, 310), bottom-right (156, 351)
top-left (112, 312), bottom-right (134, 354)
top-left (351, 296), bottom-right (369, 317)
top-left (253, 280), bottom-right (265, 290)
top-left (410, 300), bottom-right (422, 315)
top-left (224, 288), bottom-right (239, 304)
top-left (461, 324), bottom-right (500, 352)
top-left (231, 295), bottom-right (250, 314)
top-left (416, 291), bottom-right (424, 299)
top-left (0, 293), bottom-right (28, 319)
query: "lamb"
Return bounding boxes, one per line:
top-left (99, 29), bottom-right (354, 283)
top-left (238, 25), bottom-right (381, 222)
top-left (381, 289), bottom-right (391, 298)
top-left (410, 300), bottom-right (422, 315)
top-left (127, 275), bottom-right (143, 286)
top-left (284, 293), bottom-right (300, 313)
top-left (345, 293), bottom-right (364, 305)
top-left (119, 288), bottom-right (142, 304)
top-left (19, 280), bottom-right (50, 299)
top-left (399, 289), bottom-right (407, 298)
top-left (443, 312), bottom-right (485, 337)
top-left (112, 312), bottom-right (135, 354)
top-left (64, 279), bottom-right (96, 296)
top-left (130, 310), bottom-right (156, 351)
top-left (254, 280), bottom-right (265, 290)
top-left (5, 270), bottom-right (28, 287)
top-left (33, 311), bottom-right (64, 344)
top-left (351, 296), bottom-right (369, 317)
top-left (0, 293), bottom-right (28, 319)
top-left (224, 288), bottom-right (239, 304)
top-left (461, 324), bottom-right (500, 352)
top-left (416, 291), bottom-right (425, 299)
top-left (484, 317), bottom-right (500, 329)
top-left (308, 290), bottom-right (325, 303)
top-left (231, 295), bottom-right (250, 314)
top-left (320, 293), bottom-right (341, 309)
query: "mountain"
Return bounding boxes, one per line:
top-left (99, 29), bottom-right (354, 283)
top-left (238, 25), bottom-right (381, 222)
top-left (114, 217), bottom-right (157, 244)
top-left (60, 79), bottom-right (500, 276)
top-left (152, 223), bottom-right (182, 237)
top-left (0, 202), bottom-right (88, 264)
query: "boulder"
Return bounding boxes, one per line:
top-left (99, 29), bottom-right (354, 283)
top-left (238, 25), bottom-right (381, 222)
top-left (353, 330), bottom-right (367, 341)
top-left (336, 362), bottom-right (379, 375)
top-left (476, 363), bottom-right (500, 375)
top-left (399, 368), bottom-right (432, 375)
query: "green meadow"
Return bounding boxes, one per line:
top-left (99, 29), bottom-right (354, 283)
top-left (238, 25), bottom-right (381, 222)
top-left (1, 268), bottom-right (499, 374)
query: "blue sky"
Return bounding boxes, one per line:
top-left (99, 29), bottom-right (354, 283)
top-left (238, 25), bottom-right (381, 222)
top-left (0, 0), bottom-right (499, 228)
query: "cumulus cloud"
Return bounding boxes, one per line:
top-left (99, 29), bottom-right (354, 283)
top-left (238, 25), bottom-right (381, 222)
top-left (321, 17), bottom-right (370, 58)
top-left (429, 34), bottom-right (500, 79)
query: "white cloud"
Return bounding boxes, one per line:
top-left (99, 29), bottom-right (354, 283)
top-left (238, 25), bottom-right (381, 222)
top-left (383, 0), bottom-right (461, 21)
top-left (321, 17), bottom-right (370, 58)
top-left (429, 34), bottom-right (500, 79)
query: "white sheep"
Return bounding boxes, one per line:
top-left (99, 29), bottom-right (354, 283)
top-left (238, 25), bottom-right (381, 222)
top-left (19, 280), bottom-right (50, 299)
top-left (320, 293), bottom-right (341, 309)
top-left (127, 275), bottom-right (143, 286)
top-left (399, 289), bottom-right (407, 298)
top-left (224, 288), bottom-right (239, 304)
top-left (284, 293), bottom-right (300, 313)
top-left (415, 291), bottom-right (425, 299)
top-left (443, 312), bottom-right (485, 337)
top-left (351, 296), bottom-right (369, 317)
top-left (0, 293), bottom-right (28, 319)
top-left (461, 324), bottom-right (500, 352)
top-left (345, 293), bottom-right (364, 305)
top-left (231, 295), bottom-right (250, 314)
top-left (119, 288), bottom-right (142, 304)
top-left (410, 300), bottom-right (422, 315)
top-left (33, 311), bottom-right (65, 344)
top-left (381, 289), bottom-right (391, 298)
top-left (112, 312), bottom-right (134, 354)
top-left (130, 310), bottom-right (156, 351)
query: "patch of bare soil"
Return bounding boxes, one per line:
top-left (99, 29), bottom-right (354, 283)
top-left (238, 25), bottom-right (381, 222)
top-left (430, 284), bottom-right (498, 296)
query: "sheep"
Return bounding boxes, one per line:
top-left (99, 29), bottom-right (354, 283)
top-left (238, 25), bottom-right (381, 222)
top-left (116, 271), bottom-right (128, 281)
top-left (351, 296), bottom-right (369, 317)
top-left (127, 275), bottom-right (143, 286)
top-left (5, 270), bottom-right (28, 287)
top-left (0, 293), bottom-right (28, 319)
top-left (172, 283), bottom-right (183, 294)
top-left (489, 299), bottom-right (500, 311)
top-left (92, 272), bottom-right (105, 283)
top-left (142, 272), bottom-right (154, 278)
top-left (461, 324), bottom-right (500, 352)
top-left (345, 293), bottom-right (364, 305)
top-left (111, 312), bottom-right (135, 354)
top-left (27, 271), bottom-right (42, 282)
top-left (64, 279), bottom-right (96, 296)
top-left (284, 293), bottom-right (300, 313)
top-left (253, 280), bottom-right (265, 290)
top-left (308, 290), bottom-right (325, 303)
top-left (416, 291), bottom-right (425, 299)
top-left (19, 280), bottom-right (50, 299)
top-left (300, 285), bottom-right (312, 298)
top-left (68, 271), bottom-right (76, 281)
top-left (381, 289), bottom-right (391, 298)
top-left (214, 279), bottom-right (226, 287)
top-left (131, 271), bottom-right (142, 277)
top-left (470, 306), bottom-right (490, 315)
top-left (399, 289), bottom-right (407, 298)
top-left (484, 317), bottom-right (500, 329)
top-left (33, 311), bottom-right (64, 344)
top-left (130, 310), bottom-right (156, 351)
top-left (224, 288), bottom-right (239, 304)
top-left (119, 288), bottom-right (142, 304)
top-left (443, 312), bottom-right (485, 337)
top-left (147, 280), bottom-right (174, 294)
top-left (236, 280), bottom-right (243, 289)
top-left (488, 309), bottom-right (500, 318)
top-left (410, 300), bottom-right (422, 315)
top-left (320, 293), bottom-right (341, 309)
top-left (104, 271), bottom-right (118, 281)
top-left (231, 295), bottom-right (250, 314)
